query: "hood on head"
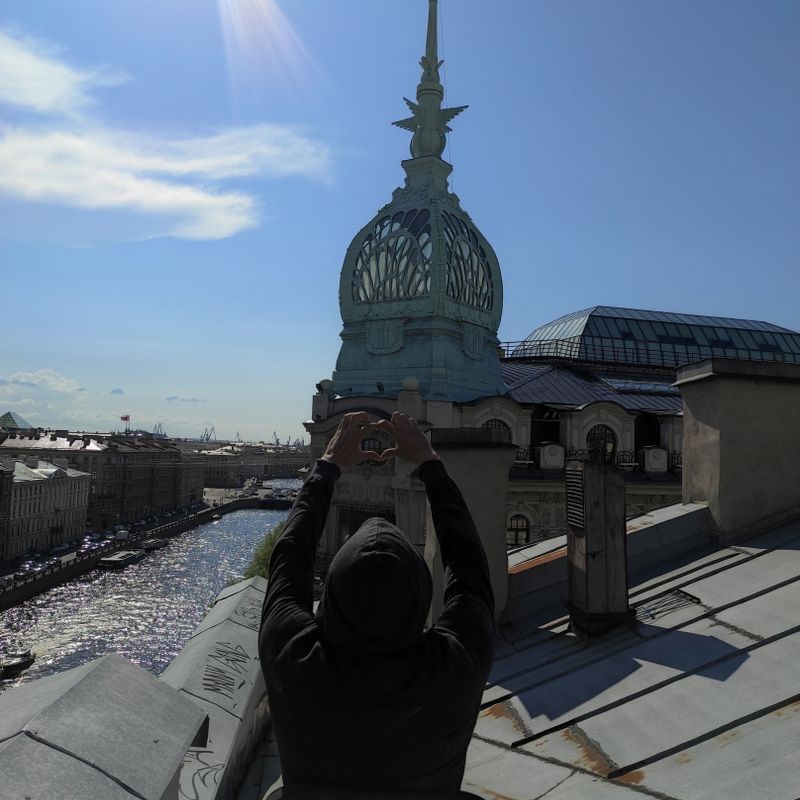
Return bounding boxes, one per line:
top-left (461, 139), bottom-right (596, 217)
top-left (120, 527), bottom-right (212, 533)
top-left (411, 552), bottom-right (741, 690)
top-left (316, 517), bottom-right (432, 654)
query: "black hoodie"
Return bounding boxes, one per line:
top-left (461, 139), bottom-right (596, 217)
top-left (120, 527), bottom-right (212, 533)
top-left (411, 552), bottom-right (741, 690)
top-left (260, 459), bottom-right (495, 794)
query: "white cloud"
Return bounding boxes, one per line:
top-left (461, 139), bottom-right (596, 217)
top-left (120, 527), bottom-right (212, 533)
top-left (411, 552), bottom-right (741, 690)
top-left (1, 397), bottom-right (38, 407)
top-left (0, 29), bottom-right (124, 116)
top-left (0, 29), bottom-right (331, 241)
top-left (9, 369), bottom-right (82, 393)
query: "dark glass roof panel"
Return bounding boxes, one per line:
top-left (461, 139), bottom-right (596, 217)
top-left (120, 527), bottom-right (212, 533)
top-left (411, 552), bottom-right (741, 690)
top-left (516, 306), bottom-right (800, 368)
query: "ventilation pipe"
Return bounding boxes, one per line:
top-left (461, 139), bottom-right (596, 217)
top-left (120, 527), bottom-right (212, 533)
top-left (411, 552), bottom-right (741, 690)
top-left (565, 460), bottom-right (634, 637)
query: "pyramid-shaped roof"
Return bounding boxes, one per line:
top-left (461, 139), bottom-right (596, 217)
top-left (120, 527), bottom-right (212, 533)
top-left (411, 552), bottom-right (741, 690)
top-left (0, 411), bottom-right (33, 430)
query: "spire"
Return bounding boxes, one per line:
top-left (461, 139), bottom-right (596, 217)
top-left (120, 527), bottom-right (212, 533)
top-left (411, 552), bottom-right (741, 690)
top-left (393, 0), bottom-right (467, 160)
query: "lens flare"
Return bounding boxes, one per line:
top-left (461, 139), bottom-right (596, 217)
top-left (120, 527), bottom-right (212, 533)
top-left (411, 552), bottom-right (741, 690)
top-left (217, 0), bottom-right (318, 107)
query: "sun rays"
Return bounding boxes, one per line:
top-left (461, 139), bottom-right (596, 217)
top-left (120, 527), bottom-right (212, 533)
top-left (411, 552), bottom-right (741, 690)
top-left (216, 0), bottom-right (319, 108)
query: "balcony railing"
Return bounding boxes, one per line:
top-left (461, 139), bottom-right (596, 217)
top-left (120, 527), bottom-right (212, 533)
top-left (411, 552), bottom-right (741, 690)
top-left (513, 447), bottom-right (682, 471)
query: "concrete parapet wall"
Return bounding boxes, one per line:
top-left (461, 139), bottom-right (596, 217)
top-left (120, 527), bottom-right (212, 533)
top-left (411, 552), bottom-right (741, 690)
top-left (678, 358), bottom-right (800, 538)
top-left (625, 502), bottom-right (711, 572)
top-left (503, 503), bottom-right (712, 628)
top-left (161, 577), bottom-right (270, 800)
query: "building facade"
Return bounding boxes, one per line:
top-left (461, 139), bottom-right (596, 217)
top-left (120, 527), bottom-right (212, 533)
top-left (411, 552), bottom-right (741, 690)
top-left (0, 459), bottom-right (91, 559)
top-left (0, 432), bottom-right (205, 531)
top-left (302, 2), bottom-right (800, 566)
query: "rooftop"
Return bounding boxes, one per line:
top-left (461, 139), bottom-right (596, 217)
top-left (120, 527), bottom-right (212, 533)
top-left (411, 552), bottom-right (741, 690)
top-left (502, 361), bottom-right (683, 414)
top-left (464, 512), bottom-right (800, 799)
top-left (0, 411), bottom-right (34, 430)
top-left (504, 306), bottom-right (800, 370)
top-left (9, 460), bottom-right (90, 481)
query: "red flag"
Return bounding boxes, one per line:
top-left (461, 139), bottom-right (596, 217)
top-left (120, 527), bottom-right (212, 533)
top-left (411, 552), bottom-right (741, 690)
top-left (120, 414), bottom-right (130, 422)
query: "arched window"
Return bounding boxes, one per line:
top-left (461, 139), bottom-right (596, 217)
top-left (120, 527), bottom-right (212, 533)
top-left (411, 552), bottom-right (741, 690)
top-left (352, 209), bottom-right (432, 303)
top-left (586, 424), bottom-right (617, 463)
top-left (507, 514), bottom-right (530, 547)
top-left (481, 418), bottom-right (512, 443)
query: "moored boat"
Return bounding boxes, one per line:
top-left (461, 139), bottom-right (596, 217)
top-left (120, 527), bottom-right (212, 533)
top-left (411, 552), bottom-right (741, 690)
top-left (141, 538), bottom-right (168, 552)
top-left (0, 649), bottom-right (35, 678)
top-left (98, 550), bottom-right (146, 570)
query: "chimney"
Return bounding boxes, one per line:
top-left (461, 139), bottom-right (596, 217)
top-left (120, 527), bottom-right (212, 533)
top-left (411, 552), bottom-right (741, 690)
top-left (565, 460), bottom-right (633, 637)
top-left (678, 358), bottom-right (800, 540)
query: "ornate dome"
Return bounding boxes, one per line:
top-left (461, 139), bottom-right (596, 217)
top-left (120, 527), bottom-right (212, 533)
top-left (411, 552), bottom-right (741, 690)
top-left (331, 1), bottom-right (505, 402)
top-left (340, 164), bottom-right (502, 331)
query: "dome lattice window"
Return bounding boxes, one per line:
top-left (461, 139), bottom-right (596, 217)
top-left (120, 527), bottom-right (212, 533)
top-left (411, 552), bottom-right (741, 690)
top-left (442, 211), bottom-right (493, 312)
top-left (352, 209), bottom-right (432, 303)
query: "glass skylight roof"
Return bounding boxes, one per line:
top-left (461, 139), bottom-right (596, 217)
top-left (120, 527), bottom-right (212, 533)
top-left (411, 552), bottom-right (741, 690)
top-left (512, 306), bottom-right (800, 369)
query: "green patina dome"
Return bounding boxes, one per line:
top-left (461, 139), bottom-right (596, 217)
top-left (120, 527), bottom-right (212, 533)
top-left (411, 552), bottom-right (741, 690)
top-left (331, 2), bottom-right (506, 402)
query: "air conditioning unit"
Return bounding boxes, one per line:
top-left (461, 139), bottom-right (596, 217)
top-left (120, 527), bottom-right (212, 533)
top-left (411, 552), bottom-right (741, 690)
top-left (640, 446), bottom-right (668, 474)
top-left (539, 442), bottom-right (565, 470)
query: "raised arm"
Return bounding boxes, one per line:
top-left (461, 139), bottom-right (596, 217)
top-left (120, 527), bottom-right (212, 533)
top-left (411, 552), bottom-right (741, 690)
top-left (261, 413), bottom-right (382, 651)
top-left (374, 413), bottom-right (495, 674)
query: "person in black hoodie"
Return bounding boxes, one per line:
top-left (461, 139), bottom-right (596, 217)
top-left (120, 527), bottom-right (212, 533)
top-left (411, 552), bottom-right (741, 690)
top-left (260, 411), bottom-right (495, 799)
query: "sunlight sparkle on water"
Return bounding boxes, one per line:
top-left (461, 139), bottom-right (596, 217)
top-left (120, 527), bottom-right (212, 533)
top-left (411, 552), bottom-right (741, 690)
top-left (217, 0), bottom-right (317, 104)
top-left (0, 509), bottom-right (288, 691)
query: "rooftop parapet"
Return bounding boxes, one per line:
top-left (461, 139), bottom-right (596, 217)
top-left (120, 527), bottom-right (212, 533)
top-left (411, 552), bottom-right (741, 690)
top-left (160, 576), bottom-right (269, 800)
top-left (0, 653), bottom-right (208, 800)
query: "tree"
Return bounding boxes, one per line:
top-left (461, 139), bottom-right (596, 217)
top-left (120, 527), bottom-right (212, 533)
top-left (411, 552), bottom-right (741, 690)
top-left (243, 520), bottom-right (285, 580)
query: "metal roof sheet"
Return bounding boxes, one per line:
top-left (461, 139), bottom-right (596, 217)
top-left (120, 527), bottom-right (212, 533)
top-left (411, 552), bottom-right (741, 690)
top-left (465, 517), bottom-right (800, 799)
top-left (501, 362), bottom-right (683, 414)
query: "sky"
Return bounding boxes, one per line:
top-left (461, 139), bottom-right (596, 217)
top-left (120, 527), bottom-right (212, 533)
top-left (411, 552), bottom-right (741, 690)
top-left (1, 0), bottom-right (798, 442)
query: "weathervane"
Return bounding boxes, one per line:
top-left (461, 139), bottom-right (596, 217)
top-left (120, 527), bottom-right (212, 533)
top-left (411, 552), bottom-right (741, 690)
top-left (393, 0), bottom-right (467, 159)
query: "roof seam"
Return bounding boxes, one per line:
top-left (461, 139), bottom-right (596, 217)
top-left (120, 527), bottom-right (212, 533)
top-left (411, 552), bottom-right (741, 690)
top-left (21, 730), bottom-right (147, 799)
top-left (488, 572), bottom-right (800, 708)
top-left (509, 620), bottom-right (800, 748)
top-left (606, 691), bottom-right (800, 782)
top-left (470, 733), bottom-right (681, 800)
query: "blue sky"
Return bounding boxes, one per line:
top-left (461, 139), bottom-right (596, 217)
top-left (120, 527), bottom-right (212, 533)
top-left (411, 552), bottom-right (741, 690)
top-left (1, 0), bottom-right (798, 441)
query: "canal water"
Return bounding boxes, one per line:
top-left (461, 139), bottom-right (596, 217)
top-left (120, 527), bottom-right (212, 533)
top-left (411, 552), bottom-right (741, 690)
top-left (0, 508), bottom-right (289, 692)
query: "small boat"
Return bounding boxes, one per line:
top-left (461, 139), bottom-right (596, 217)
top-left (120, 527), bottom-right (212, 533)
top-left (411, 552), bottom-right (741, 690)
top-left (141, 538), bottom-right (168, 551)
top-left (211, 513), bottom-right (221, 521)
top-left (0, 649), bottom-right (35, 678)
top-left (98, 550), bottom-right (146, 570)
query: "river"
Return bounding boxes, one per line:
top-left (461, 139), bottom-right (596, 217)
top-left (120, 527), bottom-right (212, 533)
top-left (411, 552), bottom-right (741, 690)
top-left (0, 507), bottom-right (289, 692)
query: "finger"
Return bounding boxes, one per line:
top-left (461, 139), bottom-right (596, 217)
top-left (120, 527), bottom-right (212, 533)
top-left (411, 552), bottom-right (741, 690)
top-left (372, 419), bottom-right (396, 432)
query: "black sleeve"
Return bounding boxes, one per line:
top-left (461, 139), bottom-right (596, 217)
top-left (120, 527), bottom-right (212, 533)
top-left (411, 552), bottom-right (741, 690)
top-left (420, 459), bottom-right (495, 676)
top-left (260, 459), bottom-right (340, 653)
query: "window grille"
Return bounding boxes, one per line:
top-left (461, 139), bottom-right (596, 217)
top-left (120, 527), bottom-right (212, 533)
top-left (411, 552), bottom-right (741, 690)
top-left (506, 514), bottom-right (530, 547)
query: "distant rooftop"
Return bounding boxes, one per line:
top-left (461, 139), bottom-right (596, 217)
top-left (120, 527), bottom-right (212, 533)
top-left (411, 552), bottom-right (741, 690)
top-left (8, 459), bottom-right (90, 481)
top-left (504, 306), bottom-right (800, 369)
top-left (502, 362), bottom-right (683, 413)
top-left (0, 411), bottom-right (33, 430)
